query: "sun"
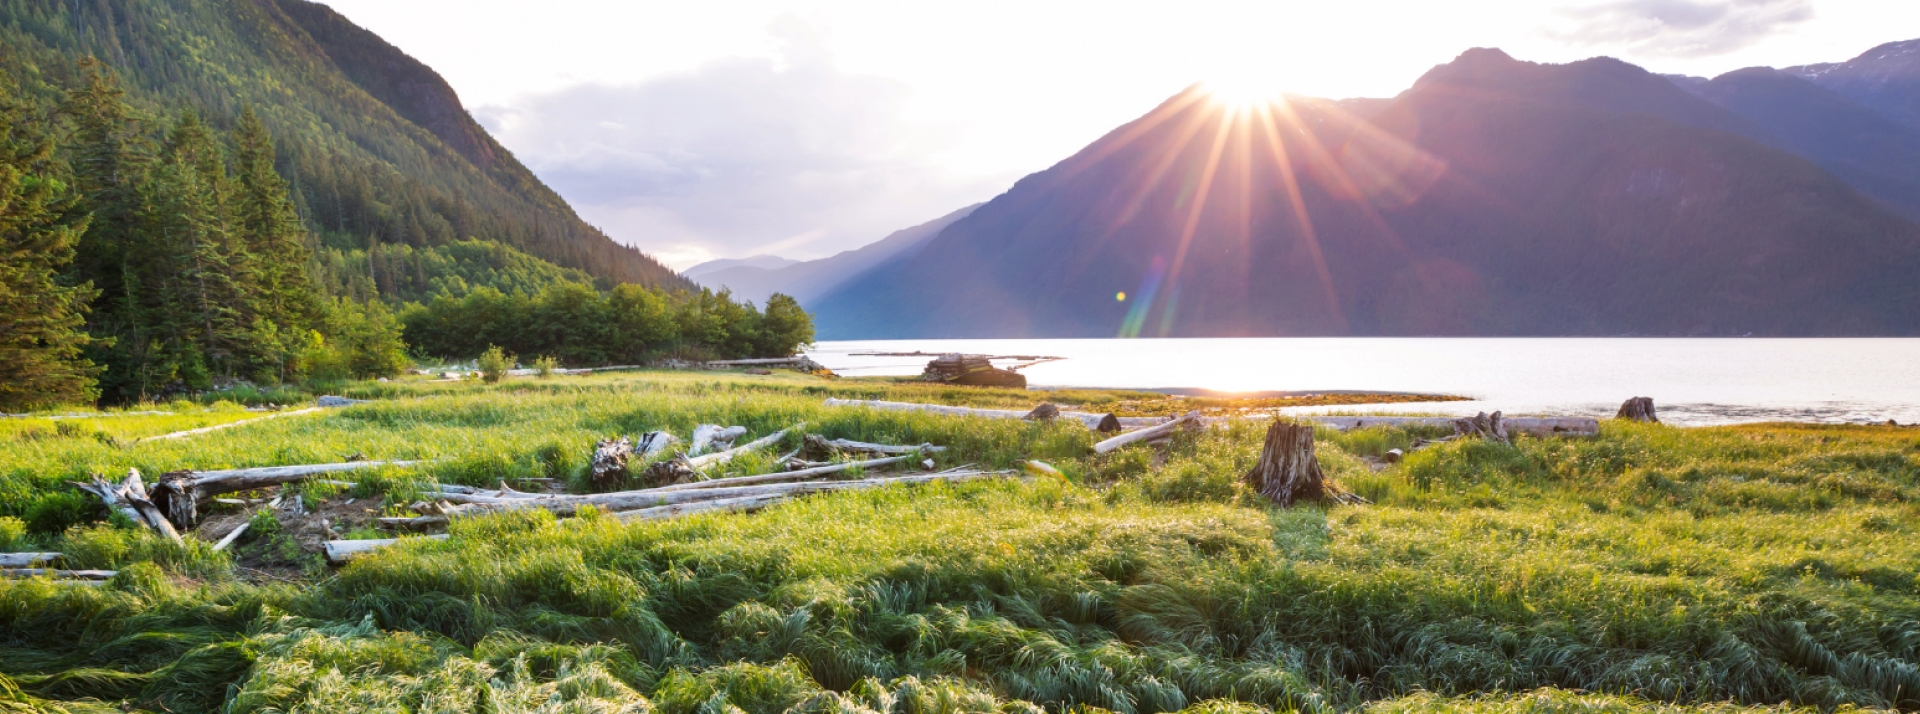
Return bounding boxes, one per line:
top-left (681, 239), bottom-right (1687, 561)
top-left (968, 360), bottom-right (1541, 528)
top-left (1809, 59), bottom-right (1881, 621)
top-left (1201, 75), bottom-right (1283, 109)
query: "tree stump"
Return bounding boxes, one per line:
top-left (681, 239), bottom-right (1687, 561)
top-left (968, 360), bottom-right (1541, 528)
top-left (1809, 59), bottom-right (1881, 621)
top-left (590, 437), bottom-right (634, 483)
top-left (1451, 411), bottom-right (1510, 444)
top-left (1243, 421), bottom-right (1332, 507)
top-left (1616, 397), bottom-right (1658, 423)
top-left (1094, 413), bottom-right (1122, 434)
top-left (1024, 403), bottom-right (1061, 421)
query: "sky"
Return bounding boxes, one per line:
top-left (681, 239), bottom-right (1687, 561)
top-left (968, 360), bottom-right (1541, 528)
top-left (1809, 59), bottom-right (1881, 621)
top-left (317, 0), bottom-right (1920, 271)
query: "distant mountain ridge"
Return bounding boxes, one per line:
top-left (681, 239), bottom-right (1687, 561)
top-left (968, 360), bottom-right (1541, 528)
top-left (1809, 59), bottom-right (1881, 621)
top-left (684, 204), bottom-right (980, 306)
top-left (683, 255), bottom-right (803, 281)
top-left (807, 47), bottom-right (1920, 338)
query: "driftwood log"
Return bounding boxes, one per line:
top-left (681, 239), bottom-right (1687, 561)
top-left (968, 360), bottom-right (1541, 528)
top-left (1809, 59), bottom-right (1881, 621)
top-left (637, 431), bottom-right (679, 458)
top-left (590, 437), bottom-right (635, 483)
top-left (1452, 411), bottom-right (1510, 444)
top-left (614, 493), bottom-right (790, 523)
top-left (822, 400), bottom-right (1601, 437)
top-left (686, 424), bottom-right (802, 470)
top-left (1617, 397), bottom-right (1659, 423)
top-left (71, 470), bottom-right (181, 543)
top-left (150, 460), bottom-right (428, 530)
top-left (688, 425), bottom-right (748, 456)
top-left (1093, 411), bottom-right (1201, 454)
top-left (1024, 403), bottom-right (1061, 421)
top-left (1244, 421), bottom-right (1362, 506)
top-left (139, 407), bottom-right (325, 442)
top-left (802, 435), bottom-right (944, 459)
top-left (324, 534), bottom-right (450, 565)
top-left (0, 553), bottom-right (61, 567)
top-left (2, 569), bottom-right (116, 580)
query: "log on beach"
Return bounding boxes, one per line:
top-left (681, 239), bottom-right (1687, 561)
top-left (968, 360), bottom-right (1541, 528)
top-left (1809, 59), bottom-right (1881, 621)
top-left (1093, 411), bottom-right (1202, 454)
top-left (324, 534), bottom-right (450, 565)
top-left (0, 553), bottom-right (62, 567)
top-left (151, 460), bottom-right (430, 529)
top-left (1, 569), bottom-right (116, 580)
top-left (71, 470), bottom-right (181, 543)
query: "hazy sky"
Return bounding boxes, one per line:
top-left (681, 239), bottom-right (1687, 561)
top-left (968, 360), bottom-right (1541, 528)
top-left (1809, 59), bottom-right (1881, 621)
top-left (317, 0), bottom-right (1920, 270)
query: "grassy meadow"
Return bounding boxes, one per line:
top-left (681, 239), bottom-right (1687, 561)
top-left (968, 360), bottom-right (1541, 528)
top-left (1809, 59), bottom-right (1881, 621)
top-left (0, 370), bottom-right (1916, 712)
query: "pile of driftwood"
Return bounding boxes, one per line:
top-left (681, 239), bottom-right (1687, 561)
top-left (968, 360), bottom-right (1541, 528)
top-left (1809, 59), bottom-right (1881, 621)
top-left (0, 552), bottom-right (107, 587)
top-left (920, 354), bottom-right (1029, 389)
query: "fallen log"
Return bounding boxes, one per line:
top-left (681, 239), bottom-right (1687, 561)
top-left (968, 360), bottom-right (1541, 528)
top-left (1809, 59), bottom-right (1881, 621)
top-left (1, 569), bottom-right (116, 580)
top-left (0, 553), bottom-right (61, 567)
top-left (614, 493), bottom-right (790, 522)
top-left (70, 470), bottom-right (181, 543)
top-left (802, 435), bottom-right (945, 458)
top-left (650, 454), bottom-right (918, 492)
top-left (1093, 412), bottom-right (1202, 454)
top-left (139, 407), bottom-right (324, 442)
top-left (685, 424), bottom-right (803, 470)
top-left (1617, 397), bottom-right (1659, 423)
top-left (637, 431), bottom-right (679, 457)
top-left (151, 460), bottom-right (430, 530)
top-left (689, 425), bottom-right (748, 456)
top-left (1452, 411), bottom-right (1510, 444)
top-left (1244, 420), bottom-right (1362, 506)
top-left (324, 534), bottom-right (450, 565)
top-left (381, 468), bottom-right (1007, 528)
top-left (589, 437), bottom-right (634, 483)
top-left (823, 399), bottom-right (1600, 437)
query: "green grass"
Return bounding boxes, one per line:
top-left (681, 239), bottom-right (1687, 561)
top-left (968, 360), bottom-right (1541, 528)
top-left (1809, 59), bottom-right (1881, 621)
top-left (0, 370), bottom-right (1915, 712)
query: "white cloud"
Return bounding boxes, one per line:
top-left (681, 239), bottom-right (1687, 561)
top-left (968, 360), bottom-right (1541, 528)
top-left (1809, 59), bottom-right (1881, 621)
top-left (1549, 0), bottom-right (1815, 57)
top-left (473, 16), bottom-right (1012, 269)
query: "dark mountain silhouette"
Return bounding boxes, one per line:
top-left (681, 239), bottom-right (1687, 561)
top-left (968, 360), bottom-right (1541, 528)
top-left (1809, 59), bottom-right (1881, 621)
top-left (1786, 39), bottom-right (1920, 131)
top-left (687, 204), bottom-right (980, 306)
top-left (810, 49), bottom-right (1920, 338)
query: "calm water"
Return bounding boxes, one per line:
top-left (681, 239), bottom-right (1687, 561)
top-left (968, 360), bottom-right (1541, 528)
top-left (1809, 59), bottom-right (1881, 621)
top-left (806, 338), bottom-right (1920, 426)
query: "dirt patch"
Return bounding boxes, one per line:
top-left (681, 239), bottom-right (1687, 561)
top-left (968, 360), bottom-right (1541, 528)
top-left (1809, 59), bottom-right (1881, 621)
top-left (191, 487), bottom-right (392, 582)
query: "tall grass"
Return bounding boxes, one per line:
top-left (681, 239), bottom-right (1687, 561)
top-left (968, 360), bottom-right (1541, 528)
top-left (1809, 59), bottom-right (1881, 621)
top-left (0, 371), bottom-right (1915, 712)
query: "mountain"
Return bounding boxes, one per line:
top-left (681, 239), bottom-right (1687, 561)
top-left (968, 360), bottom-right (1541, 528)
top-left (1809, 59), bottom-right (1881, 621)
top-left (809, 48), bottom-right (1920, 338)
top-left (1679, 67), bottom-right (1920, 220)
top-left (1786, 39), bottom-right (1920, 131)
top-left (686, 204), bottom-right (980, 306)
top-left (683, 255), bottom-right (803, 281)
top-left (0, 0), bottom-right (686, 291)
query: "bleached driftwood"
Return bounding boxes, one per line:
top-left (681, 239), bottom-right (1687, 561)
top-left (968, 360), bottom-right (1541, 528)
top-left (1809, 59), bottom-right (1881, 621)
top-left (688, 425), bottom-right (748, 456)
top-left (211, 496), bottom-right (282, 552)
top-left (650, 454), bottom-right (917, 492)
top-left (139, 407), bottom-right (325, 442)
top-left (1, 569), bottom-right (116, 580)
top-left (589, 437), bottom-right (634, 483)
top-left (381, 468), bottom-right (1005, 528)
top-left (1452, 411), bottom-right (1510, 444)
top-left (823, 399), bottom-right (1600, 437)
top-left (637, 431), bottom-right (679, 457)
top-left (324, 534), bottom-right (450, 565)
top-left (803, 435), bottom-right (945, 458)
top-left (614, 493), bottom-right (790, 522)
top-left (685, 424), bottom-right (803, 470)
top-left (0, 553), bottom-right (61, 567)
top-left (1617, 397), bottom-right (1658, 423)
top-left (151, 461), bottom-right (429, 530)
top-left (1093, 412), bottom-right (1202, 454)
top-left (70, 470), bottom-right (181, 543)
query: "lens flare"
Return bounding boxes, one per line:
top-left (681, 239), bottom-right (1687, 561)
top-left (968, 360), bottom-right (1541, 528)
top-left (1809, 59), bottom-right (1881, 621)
top-left (1202, 76), bottom-right (1281, 109)
top-left (1116, 292), bottom-right (1126, 301)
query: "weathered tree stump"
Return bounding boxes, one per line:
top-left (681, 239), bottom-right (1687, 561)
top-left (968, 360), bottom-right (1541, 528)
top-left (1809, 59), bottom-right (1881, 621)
top-left (1024, 403), bottom-right (1061, 421)
top-left (589, 437), bottom-right (634, 483)
top-left (1451, 411), bottom-right (1510, 444)
top-left (1244, 421), bottom-right (1357, 507)
top-left (1095, 413), bottom-right (1123, 434)
top-left (642, 457), bottom-right (697, 488)
top-left (1616, 397), bottom-right (1658, 423)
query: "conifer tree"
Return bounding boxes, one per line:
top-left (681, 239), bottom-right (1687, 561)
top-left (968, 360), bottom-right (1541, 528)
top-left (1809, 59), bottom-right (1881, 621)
top-left (0, 76), bottom-right (101, 409)
top-left (61, 58), bottom-right (156, 401)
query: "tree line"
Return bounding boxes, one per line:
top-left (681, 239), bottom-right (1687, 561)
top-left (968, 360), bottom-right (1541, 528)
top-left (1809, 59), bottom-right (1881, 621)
top-left (0, 60), bottom-right (815, 410)
top-left (400, 284), bottom-right (815, 367)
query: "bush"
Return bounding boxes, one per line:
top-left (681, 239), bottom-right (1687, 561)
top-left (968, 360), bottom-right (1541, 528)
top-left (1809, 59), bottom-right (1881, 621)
top-left (479, 345), bottom-right (512, 384)
top-left (533, 355), bottom-right (559, 378)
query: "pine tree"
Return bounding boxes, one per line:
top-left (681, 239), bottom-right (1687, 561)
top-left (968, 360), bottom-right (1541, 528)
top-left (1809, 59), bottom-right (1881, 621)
top-left (61, 57), bottom-right (155, 402)
top-left (231, 107), bottom-right (310, 320)
top-left (0, 76), bottom-right (101, 410)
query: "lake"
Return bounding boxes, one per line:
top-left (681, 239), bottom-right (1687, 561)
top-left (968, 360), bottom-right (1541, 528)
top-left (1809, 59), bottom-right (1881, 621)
top-left (806, 338), bottom-right (1920, 426)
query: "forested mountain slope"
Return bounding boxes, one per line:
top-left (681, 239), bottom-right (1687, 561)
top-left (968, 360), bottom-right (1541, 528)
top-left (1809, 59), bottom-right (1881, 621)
top-left (810, 49), bottom-right (1920, 338)
top-left (0, 0), bottom-right (685, 290)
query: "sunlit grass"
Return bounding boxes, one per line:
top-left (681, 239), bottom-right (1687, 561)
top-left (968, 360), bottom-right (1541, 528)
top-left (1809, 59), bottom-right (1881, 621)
top-left (0, 370), bottom-right (1915, 712)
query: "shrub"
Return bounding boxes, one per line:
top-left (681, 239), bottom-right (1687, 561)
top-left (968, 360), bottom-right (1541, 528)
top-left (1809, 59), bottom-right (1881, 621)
top-left (479, 345), bottom-right (512, 384)
top-left (533, 355), bottom-right (559, 378)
